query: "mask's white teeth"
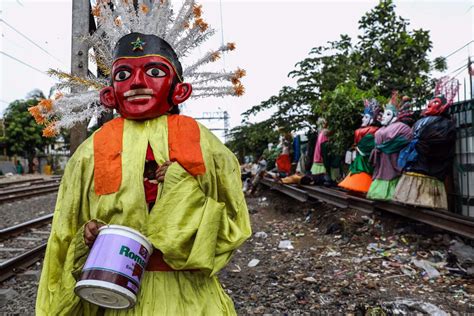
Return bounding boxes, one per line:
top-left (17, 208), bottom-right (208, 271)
top-left (127, 95), bottom-right (153, 101)
top-left (124, 89), bottom-right (154, 97)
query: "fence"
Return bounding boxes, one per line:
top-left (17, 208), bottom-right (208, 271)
top-left (450, 98), bottom-right (474, 217)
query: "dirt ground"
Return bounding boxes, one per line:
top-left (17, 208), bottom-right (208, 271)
top-left (220, 188), bottom-right (474, 315)
top-left (1, 185), bottom-right (472, 315)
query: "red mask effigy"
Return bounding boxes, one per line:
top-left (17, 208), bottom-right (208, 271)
top-left (99, 33), bottom-right (192, 120)
top-left (424, 96), bottom-right (447, 116)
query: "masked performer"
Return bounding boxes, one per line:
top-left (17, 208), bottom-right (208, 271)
top-left (366, 94), bottom-right (413, 201)
top-left (339, 99), bottom-right (380, 193)
top-left (393, 78), bottom-right (458, 209)
top-left (32, 2), bottom-right (251, 315)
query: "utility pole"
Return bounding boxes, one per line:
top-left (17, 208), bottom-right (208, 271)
top-left (194, 111), bottom-right (230, 142)
top-left (69, 0), bottom-right (90, 155)
top-left (468, 57), bottom-right (473, 99)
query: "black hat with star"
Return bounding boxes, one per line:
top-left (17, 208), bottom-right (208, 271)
top-left (113, 32), bottom-right (183, 81)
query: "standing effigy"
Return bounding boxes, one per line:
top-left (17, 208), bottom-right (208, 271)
top-left (393, 77), bottom-right (459, 209)
top-left (31, 1), bottom-right (251, 315)
top-left (366, 93), bottom-right (414, 201)
top-left (310, 117), bottom-right (329, 175)
top-left (338, 99), bottom-right (380, 193)
top-left (275, 132), bottom-right (292, 177)
top-left (310, 118), bottom-right (341, 184)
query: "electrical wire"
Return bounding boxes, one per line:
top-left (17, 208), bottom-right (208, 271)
top-left (0, 51), bottom-right (48, 76)
top-left (219, 0), bottom-right (226, 69)
top-left (441, 40), bottom-right (474, 61)
top-left (448, 62), bottom-right (469, 76)
top-left (0, 18), bottom-right (64, 64)
top-left (452, 65), bottom-right (469, 79)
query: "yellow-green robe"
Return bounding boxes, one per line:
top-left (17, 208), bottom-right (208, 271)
top-left (36, 115), bottom-right (252, 315)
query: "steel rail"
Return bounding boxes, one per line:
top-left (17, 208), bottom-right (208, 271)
top-left (261, 178), bottom-right (308, 202)
top-left (0, 213), bottom-right (54, 240)
top-left (0, 243), bottom-right (47, 282)
top-left (301, 185), bottom-right (349, 209)
top-left (0, 178), bottom-right (59, 189)
top-left (0, 184), bottom-right (60, 204)
top-left (261, 178), bottom-right (474, 239)
top-left (375, 202), bottom-right (474, 240)
top-left (0, 183), bottom-right (60, 195)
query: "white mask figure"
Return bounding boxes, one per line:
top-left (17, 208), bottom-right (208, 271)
top-left (361, 114), bottom-right (373, 127)
top-left (381, 109), bottom-right (397, 126)
top-left (317, 117), bottom-right (327, 131)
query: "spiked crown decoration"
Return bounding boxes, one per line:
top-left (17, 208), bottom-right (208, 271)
top-left (29, 0), bottom-right (246, 136)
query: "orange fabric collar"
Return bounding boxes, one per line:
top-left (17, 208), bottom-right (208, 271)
top-left (93, 115), bottom-right (205, 195)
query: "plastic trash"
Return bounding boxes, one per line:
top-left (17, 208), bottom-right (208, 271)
top-left (254, 231), bottom-right (268, 239)
top-left (278, 240), bottom-right (294, 249)
top-left (383, 299), bottom-right (447, 316)
top-left (248, 259), bottom-right (260, 267)
top-left (367, 243), bottom-right (384, 252)
top-left (303, 276), bottom-right (317, 283)
top-left (449, 240), bottom-right (474, 265)
top-left (413, 259), bottom-right (440, 279)
top-left (400, 265), bottom-right (416, 277)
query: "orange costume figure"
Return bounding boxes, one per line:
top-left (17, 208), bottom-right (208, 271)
top-left (339, 99), bottom-right (380, 193)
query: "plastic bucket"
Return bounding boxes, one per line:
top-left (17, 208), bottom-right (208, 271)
top-left (74, 225), bottom-right (153, 309)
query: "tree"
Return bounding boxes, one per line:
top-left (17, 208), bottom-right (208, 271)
top-left (226, 119), bottom-right (279, 162)
top-left (4, 94), bottom-right (55, 171)
top-left (354, 0), bottom-right (445, 98)
top-left (321, 82), bottom-right (383, 154)
top-left (242, 0), bottom-right (446, 154)
top-left (243, 35), bottom-right (354, 131)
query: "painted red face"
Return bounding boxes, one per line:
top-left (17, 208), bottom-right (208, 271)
top-left (424, 97), bottom-right (444, 116)
top-left (111, 56), bottom-right (176, 120)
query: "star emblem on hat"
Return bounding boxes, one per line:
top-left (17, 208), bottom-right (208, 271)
top-left (131, 37), bottom-right (146, 51)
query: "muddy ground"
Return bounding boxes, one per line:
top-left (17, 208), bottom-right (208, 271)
top-left (1, 186), bottom-right (473, 315)
top-left (220, 188), bottom-right (474, 315)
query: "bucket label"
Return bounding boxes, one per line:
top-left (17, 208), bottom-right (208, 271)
top-left (82, 233), bottom-right (150, 291)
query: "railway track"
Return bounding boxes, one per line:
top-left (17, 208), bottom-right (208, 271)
top-left (0, 181), bottom-right (60, 204)
top-left (261, 177), bottom-right (474, 240)
top-left (0, 214), bottom-right (53, 282)
top-left (0, 176), bottom-right (61, 190)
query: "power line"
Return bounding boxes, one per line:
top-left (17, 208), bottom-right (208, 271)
top-left (0, 51), bottom-right (48, 76)
top-left (219, 0), bottom-right (226, 69)
top-left (0, 18), bottom-right (63, 64)
top-left (447, 57), bottom-right (469, 71)
top-left (448, 61), bottom-right (469, 76)
top-left (441, 40), bottom-right (474, 61)
top-left (452, 65), bottom-right (469, 79)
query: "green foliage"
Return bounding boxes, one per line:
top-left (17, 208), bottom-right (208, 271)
top-left (354, 0), bottom-right (445, 98)
top-left (226, 119), bottom-right (279, 162)
top-left (4, 97), bottom-right (55, 160)
top-left (241, 0), bottom-right (447, 154)
top-left (289, 34), bottom-right (355, 99)
top-left (262, 144), bottom-right (280, 171)
top-left (321, 82), bottom-right (383, 154)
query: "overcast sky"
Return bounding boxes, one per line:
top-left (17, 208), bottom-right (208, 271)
top-left (1, 0), bottom-right (473, 137)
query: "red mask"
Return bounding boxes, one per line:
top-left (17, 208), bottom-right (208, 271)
top-left (100, 56), bottom-right (192, 120)
top-left (424, 96), bottom-right (447, 116)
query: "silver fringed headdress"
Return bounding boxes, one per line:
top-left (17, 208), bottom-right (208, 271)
top-left (29, 0), bottom-right (246, 137)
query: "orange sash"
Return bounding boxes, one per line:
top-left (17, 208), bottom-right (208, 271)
top-left (94, 118), bottom-right (124, 195)
top-left (94, 115), bottom-right (206, 195)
